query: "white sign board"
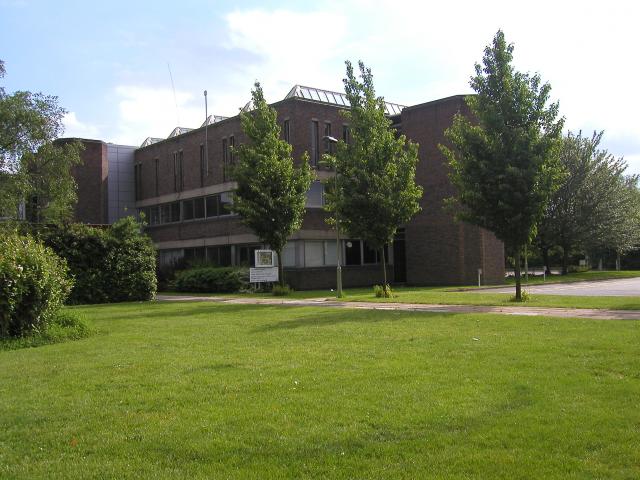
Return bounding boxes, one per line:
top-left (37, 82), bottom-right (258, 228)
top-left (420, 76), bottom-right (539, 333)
top-left (250, 266), bottom-right (279, 283)
top-left (255, 250), bottom-right (276, 268)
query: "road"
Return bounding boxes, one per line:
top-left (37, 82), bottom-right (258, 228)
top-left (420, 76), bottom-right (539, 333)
top-left (477, 277), bottom-right (640, 297)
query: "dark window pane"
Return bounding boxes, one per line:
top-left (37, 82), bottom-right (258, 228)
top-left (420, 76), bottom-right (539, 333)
top-left (160, 204), bottom-right (171, 224)
top-left (362, 241), bottom-right (377, 264)
top-left (219, 246), bottom-right (231, 266)
top-left (344, 240), bottom-right (361, 265)
top-left (194, 198), bottom-right (205, 219)
top-left (283, 119), bottom-right (290, 143)
top-left (182, 199), bottom-right (194, 220)
top-left (171, 202), bottom-right (180, 222)
top-left (206, 246), bottom-right (218, 265)
top-left (220, 192), bottom-right (232, 215)
top-left (206, 195), bottom-right (219, 217)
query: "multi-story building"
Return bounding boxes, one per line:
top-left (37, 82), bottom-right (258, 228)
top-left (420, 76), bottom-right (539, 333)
top-left (131, 85), bottom-right (505, 288)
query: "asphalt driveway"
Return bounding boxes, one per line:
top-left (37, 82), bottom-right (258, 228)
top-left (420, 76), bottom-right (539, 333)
top-left (477, 277), bottom-right (640, 297)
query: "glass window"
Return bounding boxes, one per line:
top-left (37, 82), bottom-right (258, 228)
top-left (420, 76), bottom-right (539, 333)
top-left (311, 120), bottom-right (319, 166)
top-left (160, 204), bottom-right (171, 224)
top-left (283, 119), bottom-right (290, 143)
top-left (324, 240), bottom-right (337, 266)
top-left (342, 125), bottom-right (350, 144)
top-left (282, 241), bottom-right (296, 267)
top-left (220, 192), bottom-right (232, 215)
top-left (305, 241), bottom-right (324, 267)
top-left (194, 197), bottom-right (205, 219)
top-left (344, 240), bottom-right (361, 265)
top-left (305, 181), bottom-right (324, 208)
top-left (206, 195), bottom-right (219, 217)
top-left (182, 199), bottom-right (194, 221)
top-left (362, 241), bottom-right (378, 264)
top-left (149, 206), bottom-right (159, 226)
top-left (219, 245), bottom-right (232, 266)
top-left (324, 122), bottom-right (332, 153)
top-left (170, 202), bottom-right (180, 222)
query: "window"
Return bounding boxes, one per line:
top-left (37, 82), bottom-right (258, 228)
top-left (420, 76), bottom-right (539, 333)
top-left (220, 192), bottom-right (232, 215)
top-left (282, 241), bottom-right (297, 267)
top-left (344, 239), bottom-right (362, 265)
top-left (134, 163), bottom-right (142, 200)
top-left (173, 152), bottom-right (179, 192)
top-left (311, 120), bottom-right (319, 166)
top-left (342, 125), bottom-right (350, 144)
top-left (148, 206), bottom-right (160, 226)
top-left (237, 245), bottom-right (261, 267)
top-left (178, 150), bottom-right (184, 191)
top-left (182, 199), bottom-right (194, 221)
top-left (362, 241), bottom-right (378, 264)
top-left (154, 158), bottom-right (159, 196)
top-left (229, 135), bottom-right (235, 164)
top-left (193, 197), bottom-right (205, 219)
top-left (206, 195), bottom-right (219, 217)
top-left (184, 247), bottom-right (206, 264)
top-left (170, 202), bottom-right (180, 222)
top-left (206, 245), bottom-right (232, 267)
top-left (324, 122), bottom-right (332, 154)
top-left (222, 138), bottom-right (229, 181)
top-left (283, 119), bottom-right (290, 143)
top-left (324, 240), bottom-right (337, 266)
top-left (305, 181), bottom-right (324, 207)
top-left (305, 241), bottom-right (325, 267)
top-left (160, 203), bottom-right (171, 223)
top-left (199, 144), bottom-right (205, 187)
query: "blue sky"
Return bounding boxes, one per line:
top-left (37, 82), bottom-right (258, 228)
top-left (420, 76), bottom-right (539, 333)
top-left (2, 0), bottom-right (639, 174)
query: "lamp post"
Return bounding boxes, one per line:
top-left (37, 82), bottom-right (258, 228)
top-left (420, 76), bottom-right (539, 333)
top-left (323, 135), bottom-right (342, 298)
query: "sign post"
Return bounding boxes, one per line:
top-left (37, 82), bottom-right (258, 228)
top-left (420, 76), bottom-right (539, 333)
top-left (250, 250), bottom-right (279, 285)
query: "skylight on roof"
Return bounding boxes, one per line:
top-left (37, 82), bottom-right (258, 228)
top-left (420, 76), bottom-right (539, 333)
top-left (285, 85), bottom-right (405, 115)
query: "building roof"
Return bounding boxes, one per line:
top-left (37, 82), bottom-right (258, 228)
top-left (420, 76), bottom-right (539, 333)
top-left (284, 85), bottom-right (405, 116)
top-left (201, 115), bottom-right (229, 127)
top-left (140, 137), bottom-right (163, 148)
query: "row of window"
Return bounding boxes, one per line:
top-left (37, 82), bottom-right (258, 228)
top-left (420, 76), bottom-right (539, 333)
top-left (158, 239), bottom-right (390, 268)
top-left (136, 121), bottom-right (349, 200)
top-left (140, 192), bottom-right (234, 226)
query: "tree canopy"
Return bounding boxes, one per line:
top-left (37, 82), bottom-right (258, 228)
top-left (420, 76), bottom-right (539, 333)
top-left (0, 60), bottom-right (82, 223)
top-left (233, 82), bottom-right (313, 286)
top-left (324, 60), bottom-right (422, 290)
top-left (441, 30), bottom-right (564, 300)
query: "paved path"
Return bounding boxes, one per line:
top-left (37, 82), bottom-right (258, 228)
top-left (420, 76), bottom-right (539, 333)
top-left (156, 295), bottom-right (640, 320)
top-left (476, 277), bottom-right (640, 297)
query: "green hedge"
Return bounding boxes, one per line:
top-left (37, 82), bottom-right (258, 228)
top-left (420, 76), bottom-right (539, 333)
top-left (173, 267), bottom-right (249, 293)
top-left (15, 217), bottom-right (157, 304)
top-left (0, 232), bottom-right (73, 337)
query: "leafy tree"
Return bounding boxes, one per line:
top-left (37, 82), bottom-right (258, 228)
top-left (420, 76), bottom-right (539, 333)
top-left (441, 31), bottom-right (564, 300)
top-left (537, 131), bottom-right (635, 274)
top-left (233, 82), bottom-right (313, 286)
top-left (22, 141), bottom-right (83, 223)
top-left (325, 61), bottom-right (422, 291)
top-left (0, 60), bottom-right (81, 223)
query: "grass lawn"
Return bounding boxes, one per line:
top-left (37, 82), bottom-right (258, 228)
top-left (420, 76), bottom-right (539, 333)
top-left (1, 301), bottom-right (639, 479)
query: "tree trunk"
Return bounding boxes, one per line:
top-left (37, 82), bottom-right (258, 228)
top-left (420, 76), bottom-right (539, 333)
top-left (616, 252), bottom-right (621, 271)
top-left (561, 246), bottom-right (569, 275)
top-left (524, 244), bottom-right (528, 283)
top-left (277, 248), bottom-right (284, 287)
top-left (381, 247), bottom-right (387, 287)
top-left (514, 248), bottom-right (522, 301)
top-left (542, 246), bottom-right (551, 275)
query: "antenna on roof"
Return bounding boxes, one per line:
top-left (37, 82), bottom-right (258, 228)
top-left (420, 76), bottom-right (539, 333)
top-left (167, 63), bottom-right (180, 125)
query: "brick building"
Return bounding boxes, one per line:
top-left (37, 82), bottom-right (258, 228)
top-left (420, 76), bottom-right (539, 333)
top-left (132, 86), bottom-right (505, 288)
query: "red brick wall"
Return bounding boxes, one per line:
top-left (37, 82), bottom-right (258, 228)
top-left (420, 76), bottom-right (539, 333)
top-left (65, 139), bottom-right (108, 224)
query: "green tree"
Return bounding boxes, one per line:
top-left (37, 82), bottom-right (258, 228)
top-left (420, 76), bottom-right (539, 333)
top-left (537, 131), bottom-right (633, 274)
top-left (22, 141), bottom-right (83, 223)
top-left (233, 82), bottom-right (313, 286)
top-left (441, 30), bottom-right (564, 300)
top-left (0, 60), bottom-right (81, 223)
top-left (325, 61), bottom-right (422, 292)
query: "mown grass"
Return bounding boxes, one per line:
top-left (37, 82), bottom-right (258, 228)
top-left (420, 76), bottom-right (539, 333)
top-left (504, 270), bottom-right (640, 286)
top-left (1, 301), bottom-right (639, 479)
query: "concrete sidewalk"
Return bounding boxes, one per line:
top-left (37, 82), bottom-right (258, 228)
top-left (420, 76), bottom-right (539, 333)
top-left (156, 295), bottom-right (640, 320)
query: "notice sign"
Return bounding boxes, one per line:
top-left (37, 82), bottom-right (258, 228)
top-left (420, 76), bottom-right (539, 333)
top-left (255, 250), bottom-right (276, 268)
top-left (250, 266), bottom-right (279, 283)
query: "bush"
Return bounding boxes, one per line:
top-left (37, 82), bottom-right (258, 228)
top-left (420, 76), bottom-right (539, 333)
top-left (272, 284), bottom-right (293, 296)
top-left (0, 232), bottom-right (73, 337)
top-left (24, 217), bottom-right (157, 304)
top-left (373, 284), bottom-right (394, 298)
top-left (173, 267), bottom-right (249, 293)
top-left (510, 290), bottom-right (531, 302)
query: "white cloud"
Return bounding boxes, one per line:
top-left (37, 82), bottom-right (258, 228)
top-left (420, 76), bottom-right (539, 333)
top-left (63, 112), bottom-right (100, 139)
top-left (112, 85), bottom-right (206, 146)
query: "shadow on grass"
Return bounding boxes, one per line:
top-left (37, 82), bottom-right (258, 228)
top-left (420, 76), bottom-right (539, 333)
top-left (252, 308), bottom-right (454, 332)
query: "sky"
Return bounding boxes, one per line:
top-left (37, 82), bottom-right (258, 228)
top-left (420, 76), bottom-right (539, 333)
top-left (1, 0), bottom-right (639, 174)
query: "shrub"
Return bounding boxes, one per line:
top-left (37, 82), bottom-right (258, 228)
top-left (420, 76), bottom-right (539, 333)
top-left (0, 232), bottom-right (73, 338)
top-left (25, 217), bottom-right (157, 304)
top-left (272, 284), bottom-right (293, 296)
top-left (373, 284), bottom-right (394, 298)
top-left (173, 267), bottom-right (249, 293)
top-left (510, 289), bottom-right (531, 302)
